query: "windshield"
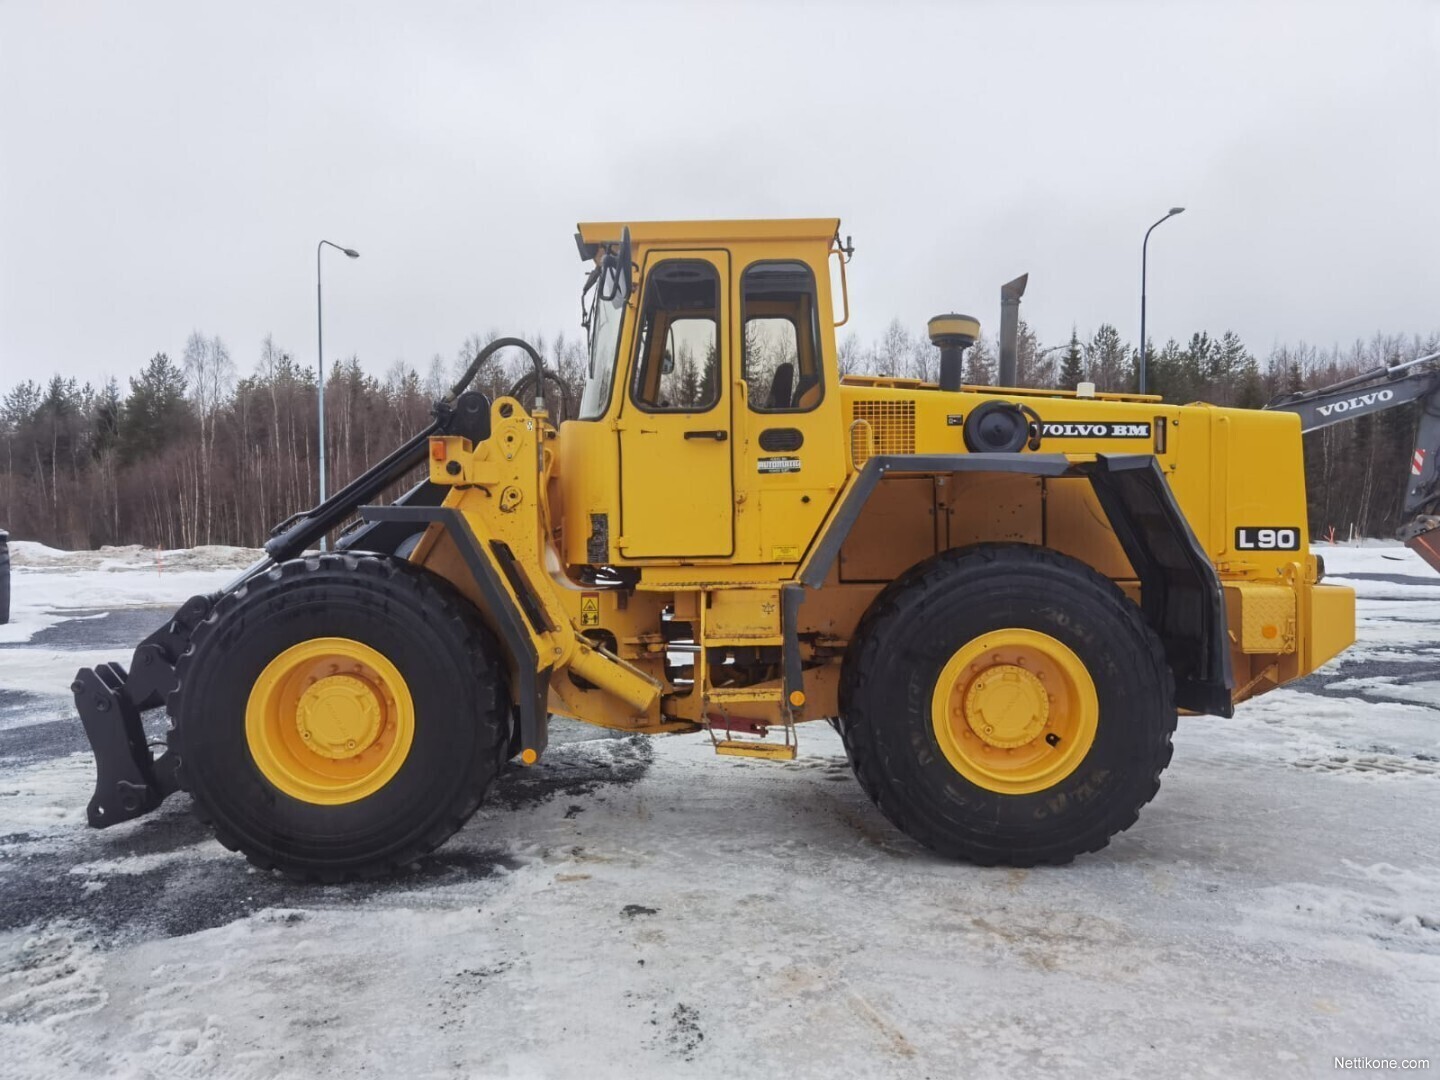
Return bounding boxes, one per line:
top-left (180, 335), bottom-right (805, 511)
top-left (579, 286), bottom-right (625, 420)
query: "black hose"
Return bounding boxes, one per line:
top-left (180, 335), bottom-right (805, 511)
top-left (449, 336), bottom-right (547, 411)
top-left (508, 369), bottom-right (575, 423)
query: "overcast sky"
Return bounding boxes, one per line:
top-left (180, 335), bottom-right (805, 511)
top-left (2, 0), bottom-right (1437, 389)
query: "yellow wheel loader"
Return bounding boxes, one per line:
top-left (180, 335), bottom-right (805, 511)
top-left (72, 219), bottom-right (1356, 880)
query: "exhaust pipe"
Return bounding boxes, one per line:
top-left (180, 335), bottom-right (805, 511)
top-left (998, 273), bottom-right (1028, 388)
top-left (928, 314), bottom-right (980, 391)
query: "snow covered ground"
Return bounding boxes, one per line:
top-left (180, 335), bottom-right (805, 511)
top-left (0, 543), bottom-right (1436, 1078)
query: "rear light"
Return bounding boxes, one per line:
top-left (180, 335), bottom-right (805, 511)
top-left (430, 439), bottom-right (446, 461)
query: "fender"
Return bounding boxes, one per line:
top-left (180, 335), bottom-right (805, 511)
top-left (360, 504), bottom-right (552, 759)
top-left (798, 452), bottom-right (1233, 717)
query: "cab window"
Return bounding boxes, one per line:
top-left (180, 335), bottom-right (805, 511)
top-left (630, 261), bottom-right (721, 412)
top-left (741, 261), bottom-right (823, 412)
top-left (578, 279), bottom-right (626, 420)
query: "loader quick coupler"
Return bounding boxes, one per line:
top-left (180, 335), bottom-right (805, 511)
top-left (73, 592), bottom-right (215, 827)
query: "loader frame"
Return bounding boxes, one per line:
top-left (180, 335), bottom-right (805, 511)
top-left (72, 218), bottom-right (1359, 861)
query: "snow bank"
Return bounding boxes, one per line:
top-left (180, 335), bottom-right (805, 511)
top-left (6, 540), bottom-right (70, 561)
top-left (0, 544), bottom-right (261, 646)
top-left (8, 542), bottom-right (259, 572)
top-left (0, 649), bottom-right (126, 709)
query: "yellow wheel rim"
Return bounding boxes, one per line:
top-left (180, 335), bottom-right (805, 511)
top-left (245, 637), bottom-right (415, 805)
top-left (930, 628), bottom-right (1098, 795)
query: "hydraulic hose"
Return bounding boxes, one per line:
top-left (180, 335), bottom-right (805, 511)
top-left (449, 336), bottom-right (548, 411)
top-left (507, 368), bottom-right (574, 423)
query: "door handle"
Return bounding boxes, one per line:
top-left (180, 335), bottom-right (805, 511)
top-left (684, 430), bottom-right (729, 441)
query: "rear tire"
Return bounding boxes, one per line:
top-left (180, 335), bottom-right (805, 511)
top-left (838, 543), bottom-right (1175, 866)
top-left (170, 553), bottom-right (510, 881)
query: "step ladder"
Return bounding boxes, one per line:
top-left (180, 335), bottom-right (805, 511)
top-left (696, 585), bottom-right (805, 762)
top-left (705, 689), bottom-right (798, 761)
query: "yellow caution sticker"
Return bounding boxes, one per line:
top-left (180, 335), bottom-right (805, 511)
top-left (580, 592), bottom-right (600, 627)
top-left (771, 545), bottom-right (801, 562)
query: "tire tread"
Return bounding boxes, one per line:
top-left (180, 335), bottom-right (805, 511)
top-left (169, 553), bottom-right (510, 882)
top-left (838, 543), bottom-right (1176, 866)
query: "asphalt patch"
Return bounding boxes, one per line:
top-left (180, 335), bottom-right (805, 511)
top-left (0, 605), bottom-right (177, 652)
top-left (0, 729), bottom-right (654, 942)
top-left (1287, 655), bottom-right (1440, 707)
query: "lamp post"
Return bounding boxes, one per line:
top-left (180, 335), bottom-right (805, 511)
top-left (316, 239), bottom-right (359, 550)
top-left (1139, 207), bottom-right (1184, 395)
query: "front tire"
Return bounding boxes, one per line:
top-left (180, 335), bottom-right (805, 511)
top-left (838, 544), bottom-right (1175, 866)
top-left (170, 554), bottom-right (510, 881)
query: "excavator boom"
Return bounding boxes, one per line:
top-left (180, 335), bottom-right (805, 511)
top-left (1265, 349), bottom-right (1440, 571)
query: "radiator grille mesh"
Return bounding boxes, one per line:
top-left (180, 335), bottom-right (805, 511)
top-left (849, 400), bottom-right (916, 465)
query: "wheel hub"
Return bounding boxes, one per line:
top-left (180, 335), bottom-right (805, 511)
top-left (245, 636), bottom-right (415, 805)
top-left (296, 674), bottom-right (383, 759)
top-left (962, 663), bottom-right (1048, 748)
top-left (930, 628), bottom-right (1100, 795)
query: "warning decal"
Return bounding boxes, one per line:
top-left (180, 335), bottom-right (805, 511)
top-left (580, 592), bottom-right (600, 627)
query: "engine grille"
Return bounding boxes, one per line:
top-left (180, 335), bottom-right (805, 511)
top-left (849, 400), bottom-right (915, 465)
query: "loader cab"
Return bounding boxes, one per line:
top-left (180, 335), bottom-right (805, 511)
top-left (565, 219), bottom-right (848, 570)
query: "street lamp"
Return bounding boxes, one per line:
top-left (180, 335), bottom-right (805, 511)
top-left (316, 239), bottom-right (359, 550)
top-left (1139, 207), bottom-right (1184, 395)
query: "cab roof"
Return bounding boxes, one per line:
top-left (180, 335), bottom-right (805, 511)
top-left (576, 218), bottom-right (841, 258)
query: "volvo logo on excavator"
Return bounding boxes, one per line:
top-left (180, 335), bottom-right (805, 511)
top-left (1315, 389), bottom-right (1394, 417)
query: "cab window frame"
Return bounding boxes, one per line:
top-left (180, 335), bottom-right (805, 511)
top-left (627, 257), bottom-right (724, 416)
top-left (740, 259), bottom-right (825, 415)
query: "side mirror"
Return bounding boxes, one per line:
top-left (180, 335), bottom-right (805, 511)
top-left (598, 225), bottom-right (633, 305)
top-left (617, 225), bottom-right (632, 298)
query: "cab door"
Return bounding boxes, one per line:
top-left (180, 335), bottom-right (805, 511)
top-left (731, 258), bottom-right (846, 564)
top-left (617, 251), bottom-right (734, 558)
